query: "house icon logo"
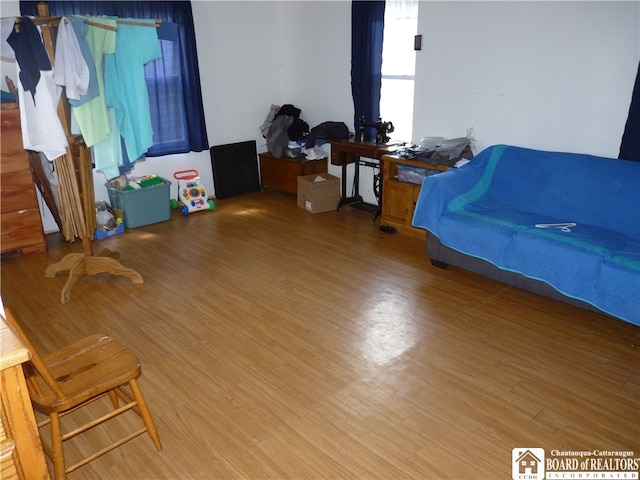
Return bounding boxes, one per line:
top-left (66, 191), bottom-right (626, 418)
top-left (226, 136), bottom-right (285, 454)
top-left (512, 448), bottom-right (545, 480)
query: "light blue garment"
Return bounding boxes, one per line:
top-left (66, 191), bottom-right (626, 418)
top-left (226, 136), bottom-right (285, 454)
top-left (93, 108), bottom-right (124, 180)
top-left (104, 20), bottom-right (161, 162)
top-left (70, 17), bottom-right (116, 147)
top-left (67, 16), bottom-right (99, 107)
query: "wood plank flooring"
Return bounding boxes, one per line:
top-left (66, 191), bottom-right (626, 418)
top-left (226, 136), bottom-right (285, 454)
top-left (1, 190), bottom-right (639, 479)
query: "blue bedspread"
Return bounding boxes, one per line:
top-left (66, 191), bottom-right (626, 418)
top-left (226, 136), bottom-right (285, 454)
top-left (412, 144), bottom-right (640, 326)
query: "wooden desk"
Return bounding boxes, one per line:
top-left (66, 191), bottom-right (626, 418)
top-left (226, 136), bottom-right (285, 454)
top-left (327, 139), bottom-right (400, 209)
top-left (0, 312), bottom-right (50, 480)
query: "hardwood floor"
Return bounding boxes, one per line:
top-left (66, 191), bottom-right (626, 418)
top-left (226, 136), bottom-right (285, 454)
top-left (2, 190), bottom-right (639, 479)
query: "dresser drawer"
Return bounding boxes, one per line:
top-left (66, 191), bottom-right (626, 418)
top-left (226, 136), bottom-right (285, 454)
top-left (0, 169), bottom-right (39, 212)
top-left (0, 111), bottom-right (24, 157)
top-left (0, 150), bottom-right (30, 176)
top-left (1, 209), bottom-right (47, 254)
top-left (0, 109), bottom-right (20, 135)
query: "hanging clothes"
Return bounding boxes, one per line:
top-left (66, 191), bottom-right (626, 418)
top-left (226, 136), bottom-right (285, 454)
top-left (7, 17), bottom-right (67, 160)
top-left (7, 17), bottom-right (51, 101)
top-left (15, 67), bottom-right (67, 161)
top-left (92, 108), bottom-right (124, 179)
top-left (54, 16), bottom-right (90, 101)
top-left (157, 20), bottom-right (179, 42)
top-left (71, 16), bottom-right (116, 147)
top-left (64, 16), bottom-right (100, 106)
top-left (104, 19), bottom-right (161, 162)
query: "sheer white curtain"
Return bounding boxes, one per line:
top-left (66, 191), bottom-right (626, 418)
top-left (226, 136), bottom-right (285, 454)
top-left (380, 0), bottom-right (418, 143)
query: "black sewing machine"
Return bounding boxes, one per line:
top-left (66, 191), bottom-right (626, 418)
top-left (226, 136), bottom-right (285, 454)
top-left (358, 116), bottom-right (394, 144)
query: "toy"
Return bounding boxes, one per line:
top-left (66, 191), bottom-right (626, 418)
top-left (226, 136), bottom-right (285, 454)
top-left (170, 169), bottom-right (215, 216)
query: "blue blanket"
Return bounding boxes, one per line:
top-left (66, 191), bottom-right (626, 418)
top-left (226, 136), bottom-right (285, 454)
top-left (412, 144), bottom-right (640, 326)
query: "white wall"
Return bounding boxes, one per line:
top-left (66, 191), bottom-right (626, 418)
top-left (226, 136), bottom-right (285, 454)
top-left (1, 1), bottom-right (638, 230)
top-left (413, 1), bottom-right (640, 157)
top-left (94, 1), bottom-right (355, 204)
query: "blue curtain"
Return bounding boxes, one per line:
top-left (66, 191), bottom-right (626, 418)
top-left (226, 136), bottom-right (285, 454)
top-left (351, 1), bottom-right (385, 142)
top-left (619, 62), bottom-right (640, 161)
top-left (20, 1), bottom-right (209, 157)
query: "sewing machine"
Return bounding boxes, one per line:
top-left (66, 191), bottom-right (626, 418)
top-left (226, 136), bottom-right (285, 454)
top-left (358, 116), bottom-right (394, 144)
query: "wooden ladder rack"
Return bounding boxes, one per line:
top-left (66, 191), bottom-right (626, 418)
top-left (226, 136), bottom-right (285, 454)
top-left (33, 2), bottom-right (143, 303)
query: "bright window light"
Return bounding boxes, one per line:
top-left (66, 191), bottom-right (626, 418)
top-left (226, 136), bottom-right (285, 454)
top-left (380, 0), bottom-right (418, 144)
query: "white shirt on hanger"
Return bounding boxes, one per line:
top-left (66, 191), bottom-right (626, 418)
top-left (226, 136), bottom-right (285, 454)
top-left (54, 16), bottom-right (90, 101)
top-left (17, 67), bottom-right (68, 161)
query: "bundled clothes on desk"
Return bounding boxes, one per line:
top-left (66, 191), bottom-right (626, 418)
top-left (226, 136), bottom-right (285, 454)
top-left (261, 102), bottom-right (350, 158)
top-left (3, 14), bottom-right (175, 179)
top-left (264, 104), bottom-right (310, 158)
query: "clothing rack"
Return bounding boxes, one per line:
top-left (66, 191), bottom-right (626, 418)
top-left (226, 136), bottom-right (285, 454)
top-left (13, 14), bottom-right (162, 29)
top-left (26, 2), bottom-right (144, 303)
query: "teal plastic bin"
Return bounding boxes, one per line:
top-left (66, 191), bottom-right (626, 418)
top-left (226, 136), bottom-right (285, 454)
top-left (107, 179), bottom-right (172, 229)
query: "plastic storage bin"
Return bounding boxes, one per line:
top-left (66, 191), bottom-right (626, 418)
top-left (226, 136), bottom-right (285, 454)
top-left (107, 179), bottom-right (172, 228)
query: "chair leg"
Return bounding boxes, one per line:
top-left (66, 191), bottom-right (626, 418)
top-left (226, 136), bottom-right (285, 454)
top-left (108, 390), bottom-right (119, 409)
top-left (50, 412), bottom-right (67, 480)
top-left (128, 379), bottom-right (162, 451)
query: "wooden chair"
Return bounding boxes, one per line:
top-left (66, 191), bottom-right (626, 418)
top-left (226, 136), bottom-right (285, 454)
top-left (3, 309), bottom-right (162, 479)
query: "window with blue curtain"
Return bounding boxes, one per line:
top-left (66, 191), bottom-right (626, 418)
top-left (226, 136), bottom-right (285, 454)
top-left (351, 1), bottom-right (386, 142)
top-left (19, 1), bottom-right (208, 157)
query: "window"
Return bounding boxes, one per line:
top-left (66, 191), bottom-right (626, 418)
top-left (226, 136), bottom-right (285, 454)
top-left (19, 1), bottom-right (209, 158)
top-left (380, 0), bottom-right (418, 143)
top-left (145, 39), bottom-right (189, 156)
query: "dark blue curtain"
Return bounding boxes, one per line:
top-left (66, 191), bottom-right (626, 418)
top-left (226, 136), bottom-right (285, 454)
top-left (351, 1), bottom-right (385, 142)
top-left (20, 1), bottom-right (209, 156)
top-left (619, 62), bottom-right (640, 161)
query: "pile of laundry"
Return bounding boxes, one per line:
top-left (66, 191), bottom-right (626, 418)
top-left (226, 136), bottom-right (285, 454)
top-left (260, 103), bottom-right (349, 159)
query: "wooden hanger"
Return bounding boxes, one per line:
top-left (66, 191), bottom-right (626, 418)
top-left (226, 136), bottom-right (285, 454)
top-left (117, 19), bottom-right (162, 28)
top-left (83, 19), bottom-right (117, 32)
top-left (84, 18), bottom-right (162, 31)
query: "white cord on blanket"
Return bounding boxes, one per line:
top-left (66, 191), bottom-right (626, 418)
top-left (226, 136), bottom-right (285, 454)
top-left (535, 223), bottom-right (577, 233)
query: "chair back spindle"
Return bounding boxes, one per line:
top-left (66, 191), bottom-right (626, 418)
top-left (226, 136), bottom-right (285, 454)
top-left (4, 309), bottom-right (66, 400)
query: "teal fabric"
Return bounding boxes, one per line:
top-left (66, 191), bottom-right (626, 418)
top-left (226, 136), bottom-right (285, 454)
top-left (104, 20), bottom-right (161, 161)
top-left (413, 145), bottom-right (640, 326)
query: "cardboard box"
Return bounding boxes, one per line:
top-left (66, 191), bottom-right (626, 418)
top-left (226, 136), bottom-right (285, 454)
top-left (297, 173), bottom-right (340, 214)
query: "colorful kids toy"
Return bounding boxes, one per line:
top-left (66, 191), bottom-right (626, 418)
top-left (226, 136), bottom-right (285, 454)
top-left (171, 169), bottom-right (215, 216)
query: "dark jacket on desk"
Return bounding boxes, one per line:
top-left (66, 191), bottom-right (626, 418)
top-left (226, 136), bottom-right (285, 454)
top-left (305, 121), bottom-right (349, 148)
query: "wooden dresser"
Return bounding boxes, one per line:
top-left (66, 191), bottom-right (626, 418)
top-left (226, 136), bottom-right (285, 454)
top-left (258, 152), bottom-right (327, 194)
top-left (0, 310), bottom-right (50, 480)
top-left (1, 107), bottom-right (47, 255)
top-left (381, 155), bottom-right (447, 238)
